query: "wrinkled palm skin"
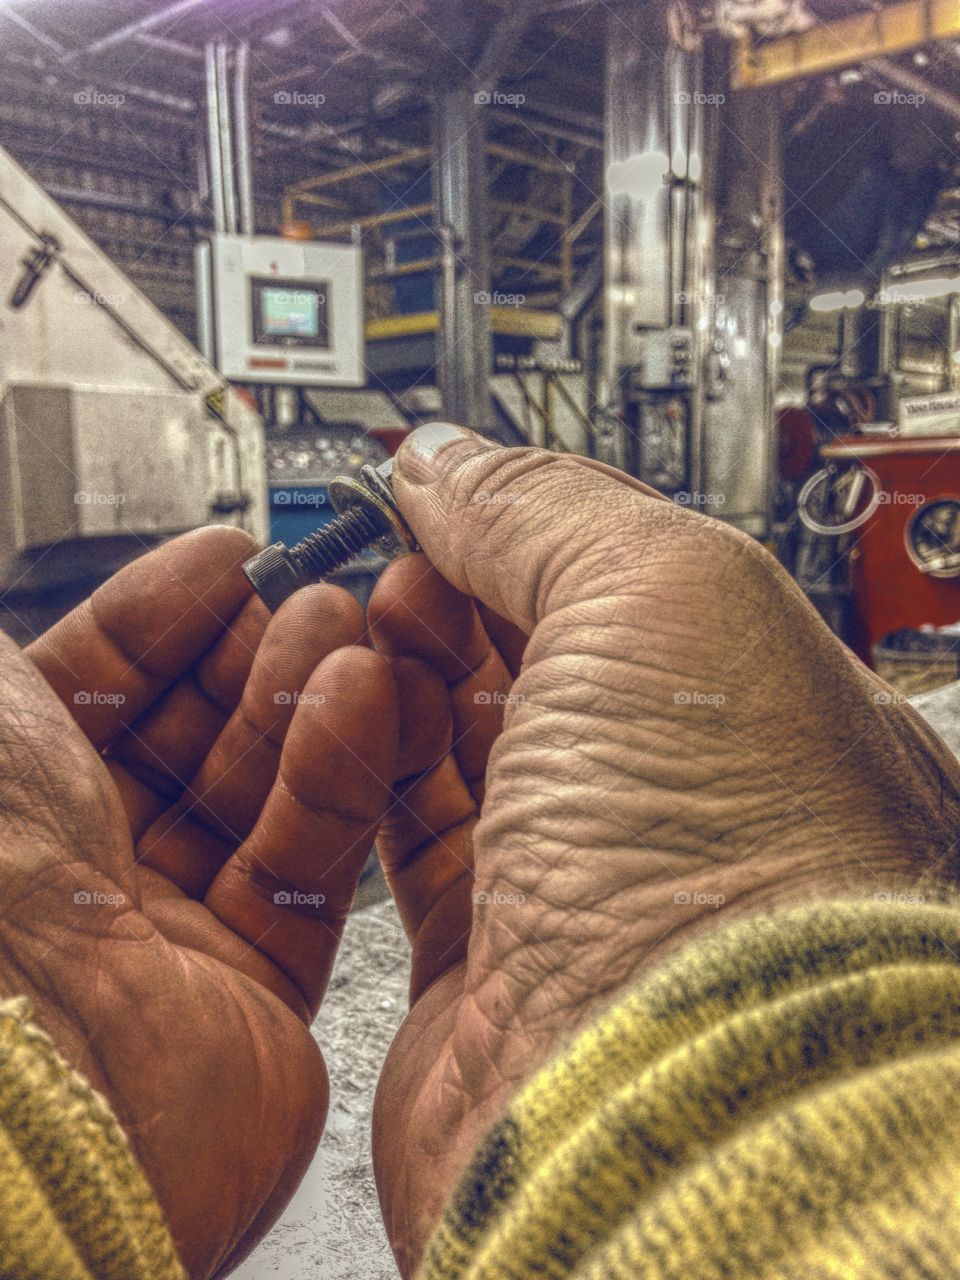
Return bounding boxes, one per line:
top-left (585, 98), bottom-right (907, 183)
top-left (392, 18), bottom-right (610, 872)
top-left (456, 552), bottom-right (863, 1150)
top-left (369, 434), bottom-right (960, 1275)
top-left (0, 435), bottom-right (957, 1280)
top-left (0, 527), bottom-right (397, 1278)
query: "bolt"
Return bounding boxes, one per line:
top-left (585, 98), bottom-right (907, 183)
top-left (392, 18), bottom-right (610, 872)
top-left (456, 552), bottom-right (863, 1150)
top-left (242, 458), bottom-right (416, 612)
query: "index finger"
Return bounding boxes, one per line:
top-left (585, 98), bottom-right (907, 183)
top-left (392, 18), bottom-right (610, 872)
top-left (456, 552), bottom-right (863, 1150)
top-left (28, 526), bottom-right (264, 749)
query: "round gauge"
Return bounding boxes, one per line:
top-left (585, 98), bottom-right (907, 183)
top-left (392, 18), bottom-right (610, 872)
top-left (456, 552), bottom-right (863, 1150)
top-left (905, 498), bottom-right (960, 579)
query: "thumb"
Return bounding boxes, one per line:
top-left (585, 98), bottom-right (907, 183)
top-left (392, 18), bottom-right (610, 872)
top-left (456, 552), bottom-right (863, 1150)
top-left (393, 422), bottom-right (672, 632)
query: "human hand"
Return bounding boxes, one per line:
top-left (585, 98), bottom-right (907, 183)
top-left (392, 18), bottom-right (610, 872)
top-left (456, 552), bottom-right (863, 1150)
top-left (1, 527), bottom-right (396, 1278)
top-left (368, 424), bottom-right (960, 1273)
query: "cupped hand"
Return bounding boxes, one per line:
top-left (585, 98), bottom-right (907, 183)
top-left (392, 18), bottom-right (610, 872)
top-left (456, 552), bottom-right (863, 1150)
top-left (368, 424), bottom-right (960, 1274)
top-left (0, 527), bottom-right (397, 1278)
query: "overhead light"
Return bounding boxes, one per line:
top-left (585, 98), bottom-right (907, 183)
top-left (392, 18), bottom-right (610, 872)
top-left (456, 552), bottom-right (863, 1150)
top-left (606, 151), bottom-right (670, 200)
top-left (607, 285), bottom-right (639, 306)
top-left (809, 289), bottom-right (865, 312)
top-left (263, 26), bottom-right (293, 48)
top-left (878, 276), bottom-right (960, 304)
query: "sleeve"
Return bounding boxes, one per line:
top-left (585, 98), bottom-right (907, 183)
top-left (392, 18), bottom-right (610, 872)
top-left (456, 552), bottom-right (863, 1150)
top-left (417, 895), bottom-right (960, 1280)
top-left (0, 997), bottom-right (185, 1280)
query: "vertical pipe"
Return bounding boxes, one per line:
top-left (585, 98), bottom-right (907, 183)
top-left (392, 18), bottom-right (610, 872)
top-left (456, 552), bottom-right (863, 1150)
top-left (216, 42), bottom-right (238, 234)
top-left (438, 222), bottom-right (458, 355)
top-left (204, 42), bottom-right (226, 234)
top-left (234, 41), bottom-right (255, 236)
top-left (433, 89), bottom-right (491, 427)
top-left (560, 174), bottom-right (573, 297)
top-left (195, 241), bottom-right (216, 363)
top-left (948, 296), bottom-right (960, 391)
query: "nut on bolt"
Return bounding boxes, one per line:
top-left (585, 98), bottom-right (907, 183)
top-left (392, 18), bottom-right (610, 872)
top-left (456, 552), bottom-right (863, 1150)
top-left (243, 459), bottom-right (416, 613)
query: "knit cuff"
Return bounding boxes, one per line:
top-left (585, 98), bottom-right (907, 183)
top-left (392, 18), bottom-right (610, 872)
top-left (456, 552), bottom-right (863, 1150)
top-left (418, 896), bottom-right (960, 1279)
top-left (0, 997), bottom-right (185, 1280)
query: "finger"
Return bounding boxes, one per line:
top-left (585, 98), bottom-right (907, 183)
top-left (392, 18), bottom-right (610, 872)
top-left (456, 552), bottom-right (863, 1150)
top-left (204, 647), bottom-right (398, 1015)
top-left (133, 584), bottom-right (365, 898)
top-left (29, 526), bottom-right (260, 749)
top-left (104, 594), bottom-right (270, 836)
top-left (369, 555), bottom-right (512, 799)
top-left (477, 604), bottom-right (527, 679)
top-left (373, 655), bottom-right (477, 997)
top-left (377, 656), bottom-right (476, 931)
top-left (392, 423), bottom-right (675, 631)
top-left (368, 558), bottom-right (513, 972)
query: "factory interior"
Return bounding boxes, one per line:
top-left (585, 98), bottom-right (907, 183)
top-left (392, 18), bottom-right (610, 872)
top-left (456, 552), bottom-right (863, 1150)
top-left (5, 2), bottom-right (960, 1278)
top-left (4, 0), bottom-right (960, 676)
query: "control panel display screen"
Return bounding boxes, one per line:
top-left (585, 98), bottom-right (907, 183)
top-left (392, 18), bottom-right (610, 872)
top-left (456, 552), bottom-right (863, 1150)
top-left (251, 277), bottom-right (330, 348)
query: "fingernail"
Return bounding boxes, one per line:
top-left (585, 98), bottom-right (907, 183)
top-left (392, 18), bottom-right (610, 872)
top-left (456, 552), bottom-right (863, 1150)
top-left (397, 422), bottom-right (495, 485)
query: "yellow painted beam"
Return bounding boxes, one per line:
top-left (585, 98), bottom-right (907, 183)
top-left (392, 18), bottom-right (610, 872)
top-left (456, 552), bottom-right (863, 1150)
top-left (368, 258), bottom-right (441, 280)
top-left (491, 199), bottom-right (566, 224)
top-left (315, 202), bottom-right (434, 237)
top-left (365, 311), bottom-right (438, 339)
top-left (493, 255), bottom-right (564, 276)
top-left (734, 0), bottom-right (960, 89)
top-left (365, 308), bottom-right (562, 341)
top-left (287, 147), bottom-right (431, 196)
top-left (486, 141), bottom-right (571, 176)
top-left (490, 307), bottom-right (562, 338)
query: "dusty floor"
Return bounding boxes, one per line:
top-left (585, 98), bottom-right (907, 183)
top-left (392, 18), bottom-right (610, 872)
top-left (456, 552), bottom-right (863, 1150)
top-left (232, 895), bottom-right (409, 1280)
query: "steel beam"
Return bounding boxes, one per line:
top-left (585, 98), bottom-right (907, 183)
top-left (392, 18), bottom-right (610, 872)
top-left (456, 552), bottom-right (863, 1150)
top-left (133, 33), bottom-right (204, 61)
top-left (734, 0), bottom-right (960, 89)
top-left (474, 0), bottom-right (538, 98)
top-left (65, 0), bottom-right (206, 61)
top-left (3, 10), bottom-right (67, 59)
top-left (433, 89), bottom-right (491, 428)
top-left (867, 55), bottom-right (960, 123)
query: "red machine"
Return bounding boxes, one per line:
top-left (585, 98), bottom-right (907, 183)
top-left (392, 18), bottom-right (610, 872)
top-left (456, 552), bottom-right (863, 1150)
top-left (813, 436), bottom-right (960, 661)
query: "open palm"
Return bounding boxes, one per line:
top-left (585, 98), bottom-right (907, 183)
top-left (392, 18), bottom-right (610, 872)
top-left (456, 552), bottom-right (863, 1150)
top-left (0, 527), bottom-right (397, 1279)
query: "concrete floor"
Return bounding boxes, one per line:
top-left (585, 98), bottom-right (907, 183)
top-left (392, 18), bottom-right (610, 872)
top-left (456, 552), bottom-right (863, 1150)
top-left (233, 896), bottom-right (408, 1280)
top-left (232, 680), bottom-right (960, 1280)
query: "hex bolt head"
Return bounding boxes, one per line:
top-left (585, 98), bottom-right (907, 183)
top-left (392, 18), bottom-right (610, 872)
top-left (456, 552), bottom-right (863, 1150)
top-left (242, 455), bottom-right (416, 613)
top-left (242, 542), bottom-right (304, 613)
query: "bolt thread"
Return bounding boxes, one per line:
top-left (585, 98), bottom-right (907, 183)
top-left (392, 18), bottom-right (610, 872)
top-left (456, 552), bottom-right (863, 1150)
top-left (290, 505), bottom-right (388, 578)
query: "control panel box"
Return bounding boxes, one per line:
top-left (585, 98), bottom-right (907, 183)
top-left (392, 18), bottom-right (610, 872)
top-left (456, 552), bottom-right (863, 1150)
top-left (205, 234), bottom-right (364, 386)
top-left (634, 327), bottom-right (694, 390)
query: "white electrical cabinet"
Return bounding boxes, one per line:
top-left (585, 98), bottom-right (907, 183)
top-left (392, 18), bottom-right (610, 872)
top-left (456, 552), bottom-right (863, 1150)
top-left (204, 233), bottom-right (364, 386)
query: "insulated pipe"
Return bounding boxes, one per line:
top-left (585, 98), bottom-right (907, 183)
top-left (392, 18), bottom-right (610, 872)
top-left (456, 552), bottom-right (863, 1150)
top-left (204, 42), bottom-right (227, 234)
top-left (216, 42), bottom-right (238, 234)
top-left (233, 41), bottom-right (255, 236)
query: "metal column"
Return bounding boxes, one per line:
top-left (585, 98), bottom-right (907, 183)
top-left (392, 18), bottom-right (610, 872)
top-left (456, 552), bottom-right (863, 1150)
top-left (433, 89), bottom-right (492, 429)
top-left (602, 2), bottom-right (706, 480)
top-left (602, 3), bottom-right (781, 535)
top-left (701, 67), bottom-right (782, 536)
